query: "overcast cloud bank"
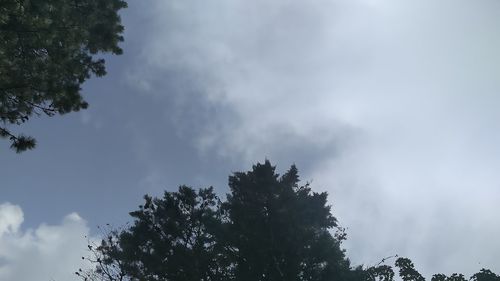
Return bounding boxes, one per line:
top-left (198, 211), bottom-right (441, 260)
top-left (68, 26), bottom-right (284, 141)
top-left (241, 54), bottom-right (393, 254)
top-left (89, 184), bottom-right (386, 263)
top-left (124, 0), bottom-right (500, 277)
top-left (3, 0), bottom-right (500, 279)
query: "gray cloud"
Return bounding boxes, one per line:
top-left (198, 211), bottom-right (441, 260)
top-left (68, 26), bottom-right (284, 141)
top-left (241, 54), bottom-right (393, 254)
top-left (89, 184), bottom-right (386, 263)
top-left (122, 0), bottom-right (500, 277)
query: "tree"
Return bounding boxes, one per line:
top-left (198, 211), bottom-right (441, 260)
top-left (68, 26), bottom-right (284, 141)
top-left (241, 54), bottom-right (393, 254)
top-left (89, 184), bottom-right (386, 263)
top-left (81, 161), bottom-right (356, 281)
top-left (0, 0), bottom-right (127, 152)
top-left (224, 162), bottom-right (352, 281)
top-left (84, 186), bottom-right (231, 281)
top-left (79, 161), bottom-right (500, 281)
top-left (366, 257), bottom-right (500, 281)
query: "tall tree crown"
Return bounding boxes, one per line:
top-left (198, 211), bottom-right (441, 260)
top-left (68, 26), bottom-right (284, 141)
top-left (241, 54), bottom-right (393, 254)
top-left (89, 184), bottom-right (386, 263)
top-left (225, 161), bottom-right (346, 281)
top-left (84, 161), bottom-right (352, 281)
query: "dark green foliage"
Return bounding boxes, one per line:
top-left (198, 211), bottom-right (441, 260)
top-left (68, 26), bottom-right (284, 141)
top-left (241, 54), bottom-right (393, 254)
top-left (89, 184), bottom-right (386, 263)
top-left (395, 258), bottom-right (425, 281)
top-left (472, 270), bottom-right (500, 281)
top-left (365, 257), bottom-right (499, 281)
top-left (224, 162), bottom-right (350, 281)
top-left (83, 161), bottom-right (355, 281)
top-left (367, 264), bottom-right (395, 281)
top-left (96, 186), bottom-right (231, 281)
top-left (0, 0), bottom-right (127, 152)
top-left (80, 161), bottom-right (500, 281)
top-left (430, 270), bottom-right (499, 281)
top-left (432, 274), bottom-right (448, 281)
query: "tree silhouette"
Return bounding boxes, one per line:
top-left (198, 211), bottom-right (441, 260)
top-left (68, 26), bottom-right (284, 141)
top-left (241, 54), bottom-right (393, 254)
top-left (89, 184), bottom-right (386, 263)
top-left (224, 162), bottom-right (351, 281)
top-left (0, 0), bottom-right (127, 152)
top-left (367, 257), bottom-right (500, 281)
top-left (79, 161), bottom-right (500, 281)
top-left (80, 161), bottom-right (354, 281)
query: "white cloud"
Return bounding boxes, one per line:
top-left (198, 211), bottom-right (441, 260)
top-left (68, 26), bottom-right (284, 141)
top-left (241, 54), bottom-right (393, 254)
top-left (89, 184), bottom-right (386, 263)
top-left (0, 203), bottom-right (94, 281)
top-left (0, 203), bottom-right (23, 237)
top-left (125, 0), bottom-right (500, 277)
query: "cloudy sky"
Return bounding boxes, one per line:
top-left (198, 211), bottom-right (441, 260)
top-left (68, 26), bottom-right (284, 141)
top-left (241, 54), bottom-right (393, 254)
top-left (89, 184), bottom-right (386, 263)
top-left (2, 0), bottom-right (500, 280)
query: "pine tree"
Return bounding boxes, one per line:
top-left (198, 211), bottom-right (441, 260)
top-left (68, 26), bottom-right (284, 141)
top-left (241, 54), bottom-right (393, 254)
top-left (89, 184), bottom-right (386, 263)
top-left (0, 0), bottom-right (126, 152)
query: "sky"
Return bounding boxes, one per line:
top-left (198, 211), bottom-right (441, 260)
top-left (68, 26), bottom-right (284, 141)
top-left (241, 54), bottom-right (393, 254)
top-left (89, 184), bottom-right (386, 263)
top-left (2, 0), bottom-right (500, 280)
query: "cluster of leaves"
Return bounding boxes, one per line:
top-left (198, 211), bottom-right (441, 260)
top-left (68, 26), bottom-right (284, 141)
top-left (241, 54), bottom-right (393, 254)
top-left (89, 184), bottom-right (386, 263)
top-left (367, 258), bottom-right (500, 281)
top-left (0, 0), bottom-right (126, 152)
top-left (78, 161), bottom-right (500, 281)
top-left (79, 161), bottom-right (356, 281)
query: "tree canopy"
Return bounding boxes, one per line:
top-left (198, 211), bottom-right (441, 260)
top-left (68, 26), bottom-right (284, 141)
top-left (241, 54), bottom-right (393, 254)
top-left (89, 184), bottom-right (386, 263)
top-left (80, 161), bottom-right (356, 281)
top-left (0, 0), bottom-right (127, 152)
top-left (79, 161), bottom-right (499, 281)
